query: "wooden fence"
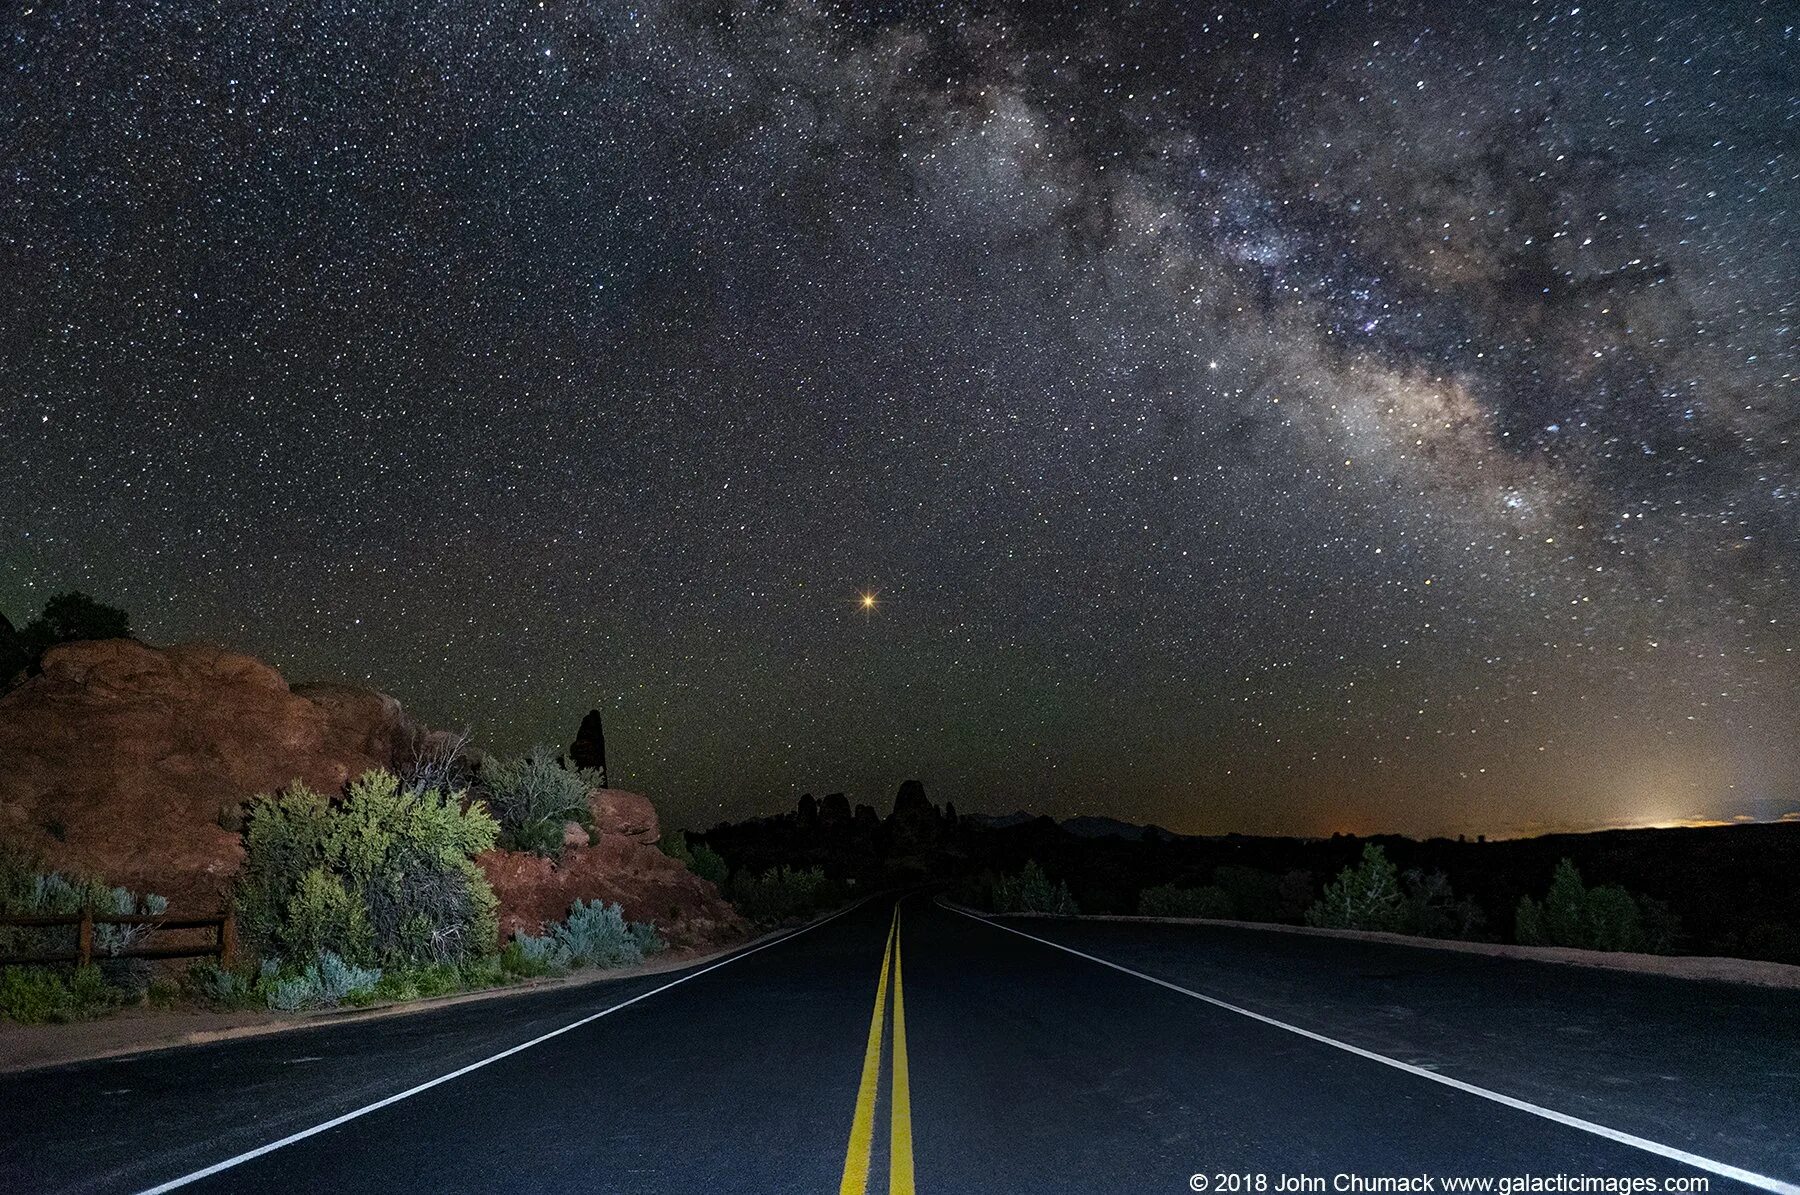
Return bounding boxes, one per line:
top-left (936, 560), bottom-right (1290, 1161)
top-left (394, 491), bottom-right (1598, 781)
top-left (0, 909), bottom-right (235, 969)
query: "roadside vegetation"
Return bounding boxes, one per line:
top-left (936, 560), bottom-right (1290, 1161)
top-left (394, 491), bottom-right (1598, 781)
top-left (659, 831), bottom-right (844, 926)
top-left (1514, 858), bottom-right (1678, 954)
top-left (661, 830), bottom-right (729, 887)
top-left (3, 767), bottom-right (672, 1025)
top-left (1114, 845), bottom-right (1671, 954)
top-left (989, 860), bottom-right (1080, 915)
top-left (0, 848), bottom-right (170, 1024)
top-left (477, 746), bottom-right (598, 856)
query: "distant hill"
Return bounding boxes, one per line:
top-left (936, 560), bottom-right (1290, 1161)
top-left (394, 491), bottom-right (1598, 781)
top-left (963, 810), bottom-right (1040, 830)
top-left (964, 811), bottom-right (1190, 842)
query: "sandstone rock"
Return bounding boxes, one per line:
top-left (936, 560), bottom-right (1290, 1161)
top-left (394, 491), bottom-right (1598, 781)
top-left (0, 639), bottom-right (417, 910)
top-left (588, 788), bottom-right (660, 844)
top-left (562, 820), bottom-right (591, 849)
top-left (480, 834), bottom-right (744, 949)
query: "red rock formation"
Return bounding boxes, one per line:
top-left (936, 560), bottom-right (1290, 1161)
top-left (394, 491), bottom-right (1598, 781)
top-left (479, 787), bottom-right (744, 948)
top-left (0, 640), bottom-right (420, 909)
top-left (0, 639), bottom-right (745, 949)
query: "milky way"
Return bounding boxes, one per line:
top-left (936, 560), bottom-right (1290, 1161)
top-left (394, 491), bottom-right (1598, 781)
top-left (4, 0), bottom-right (1795, 836)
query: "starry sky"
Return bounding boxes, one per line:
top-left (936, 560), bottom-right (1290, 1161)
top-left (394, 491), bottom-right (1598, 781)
top-left (4, 0), bottom-right (1796, 838)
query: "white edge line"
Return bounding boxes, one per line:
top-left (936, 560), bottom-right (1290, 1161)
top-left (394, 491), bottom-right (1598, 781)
top-left (944, 902), bottom-right (1800, 1195)
top-left (136, 900), bottom-right (871, 1194)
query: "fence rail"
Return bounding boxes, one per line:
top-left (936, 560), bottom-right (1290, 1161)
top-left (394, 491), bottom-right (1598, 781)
top-left (0, 908), bottom-right (235, 969)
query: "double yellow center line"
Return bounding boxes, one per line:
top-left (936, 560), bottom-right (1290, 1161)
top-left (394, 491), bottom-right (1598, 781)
top-left (838, 905), bottom-right (915, 1195)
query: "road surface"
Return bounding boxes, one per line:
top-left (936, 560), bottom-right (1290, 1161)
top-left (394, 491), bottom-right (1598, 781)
top-left (2, 894), bottom-right (1796, 1194)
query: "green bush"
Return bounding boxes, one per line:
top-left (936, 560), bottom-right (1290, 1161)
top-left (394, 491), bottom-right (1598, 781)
top-left (478, 747), bottom-right (597, 855)
top-left (991, 861), bottom-right (1079, 916)
top-left (1515, 859), bottom-right (1677, 953)
top-left (1397, 868), bottom-right (1487, 940)
top-left (661, 831), bottom-right (730, 887)
top-left (1305, 844), bottom-right (1405, 932)
top-left (237, 769), bottom-right (500, 969)
top-left (0, 964), bottom-right (121, 1024)
top-left (186, 961), bottom-right (260, 1009)
top-left (1137, 883), bottom-right (1235, 919)
top-left (728, 865), bottom-right (836, 923)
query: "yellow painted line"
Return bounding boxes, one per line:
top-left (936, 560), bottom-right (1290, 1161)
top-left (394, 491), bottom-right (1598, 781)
top-left (838, 908), bottom-right (897, 1195)
top-left (888, 911), bottom-right (915, 1195)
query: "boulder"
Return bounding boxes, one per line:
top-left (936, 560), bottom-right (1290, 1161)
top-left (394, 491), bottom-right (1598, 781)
top-left (561, 820), bottom-right (591, 850)
top-left (0, 639), bottom-right (420, 910)
top-left (588, 788), bottom-right (660, 844)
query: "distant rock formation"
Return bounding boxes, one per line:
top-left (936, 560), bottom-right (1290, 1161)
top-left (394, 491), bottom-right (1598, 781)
top-left (570, 708), bottom-right (608, 783)
top-left (0, 640), bottom-right (426, 909)
top-left (886, 778), bottom-right (944, 846)
top-left (820, 792), bottom-right (852, 828)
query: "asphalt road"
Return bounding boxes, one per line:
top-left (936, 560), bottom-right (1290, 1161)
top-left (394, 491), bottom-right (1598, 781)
top-left (2, 894), bottom-right (1796, 1195)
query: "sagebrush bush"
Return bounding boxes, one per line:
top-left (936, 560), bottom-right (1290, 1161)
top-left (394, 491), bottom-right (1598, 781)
top-left (237, 769), bottom-right (499, 969)
top-left (501, 931), bottom-right (568, 976)
top-left (0, 850), bottom-right (167, 1005)
top-left (478, 746), bottom-right (597, 855)
top-left (991, 861), bottom-right (1079, 915)
top-left (1305, 845), bottom-right (1405, 932)
top-left (262, 950), bottom-right (384, 1011)
top-left (1515, 858), bottom-right (1677, 953)
top-left (552, 899), bottom-right (660, 968)
top-left (728, 865), bottom-right (836, 923)
top-left (1137, 883), bottom-right (1235, 919)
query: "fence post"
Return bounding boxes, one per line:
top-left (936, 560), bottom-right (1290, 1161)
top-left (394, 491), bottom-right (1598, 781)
top-left (220, 908), bottom-right (237, 967)
top-left (77, 907), bottom-right (94, 968)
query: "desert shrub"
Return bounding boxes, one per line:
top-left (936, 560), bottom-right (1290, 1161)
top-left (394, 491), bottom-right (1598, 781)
top-left (0, 964), bottom-right (121, 1024)
top-left (262, 950), bottom-right (383, 1011)
top-left (399, 727), bottom-right (475, 797)
top-left (631, 921), bottom-right (664, 956)
top-left (661, 831), bottom-right (730, 887)
top-left (1398, 868), bottom-right (1487, 940)
top-left (501, 931), bottom-right (568, 977)
top-left (728, 865), bottom-right (836, 923)
top-left (1138, 883), bottom-right (1235, 919)
top-left (1515, 858), bottom-right (1677, 954)
top-left (1305, 844), bottom-right (1405, 932)
top-left (690, 842), bottom-right (729, 887)
top-left (1211, 866), bottom-right (1288, 921)
top-left (0, 853), bottom-right (167, 999)
top-left (186, 961), bottom-right (257, 1008)
top-left (478, 746), bottom-right (597, 855)
top-left (237, 770), bottom-right (499, 969)
top-left (0, 966), bottom-right (72, 1023)
top-left (991, 861), bottom-right (1079, 916)
top-left (460, 955), bottom-right (507, 990)
top-left (551, 899), bottom-right (660, 968)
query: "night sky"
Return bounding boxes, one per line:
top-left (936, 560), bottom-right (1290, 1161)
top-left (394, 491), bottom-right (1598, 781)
top-left (4, 1), bottom-right (1795, 838)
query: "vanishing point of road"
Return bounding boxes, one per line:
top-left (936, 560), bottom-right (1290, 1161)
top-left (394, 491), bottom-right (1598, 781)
top-left (2, 894), bottom-right (1796, 1194)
